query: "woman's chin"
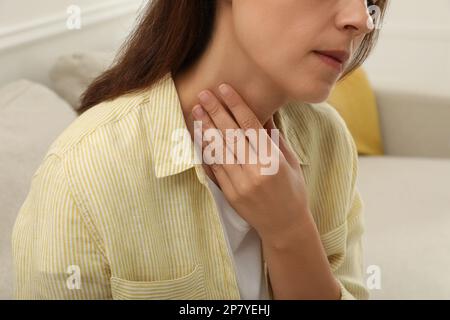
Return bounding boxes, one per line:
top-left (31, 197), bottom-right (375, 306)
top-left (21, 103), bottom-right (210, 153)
top-left (281, 74), bottom-right (335, 104)
top-left (290, 86), bottom-right (333, 104)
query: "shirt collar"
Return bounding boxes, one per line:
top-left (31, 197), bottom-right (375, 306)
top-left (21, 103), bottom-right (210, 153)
top-left (145, 72), bottom-right (201, 180)
top-left (144, 72), bottom-right (309, 181)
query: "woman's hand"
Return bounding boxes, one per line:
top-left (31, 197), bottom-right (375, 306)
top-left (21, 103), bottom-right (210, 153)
top-left (192, 83), bottom-right (312, 241)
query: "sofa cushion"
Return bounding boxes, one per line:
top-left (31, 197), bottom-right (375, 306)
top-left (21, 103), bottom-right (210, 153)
top-left (0, 80), bottom-right (77, 299)
top-left (358, 156), bottom-right (450, 299)
top-left (328, 68), bottom-right (384, 156)
top-left (49, 52), bottom-right (114, 110)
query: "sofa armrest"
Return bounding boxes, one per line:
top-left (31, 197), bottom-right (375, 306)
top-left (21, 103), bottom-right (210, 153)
top-left (373, 86), bottom-right (450, 158)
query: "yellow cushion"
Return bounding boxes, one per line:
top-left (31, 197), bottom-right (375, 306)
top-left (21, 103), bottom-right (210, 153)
top-left (327, 68), bottom-right (384, 155)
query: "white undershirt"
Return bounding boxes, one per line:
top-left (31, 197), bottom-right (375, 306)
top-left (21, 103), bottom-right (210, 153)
top-left (205, 175), bottom-right (270, 300)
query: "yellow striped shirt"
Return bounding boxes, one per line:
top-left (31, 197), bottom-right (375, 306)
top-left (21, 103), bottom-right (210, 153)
top-left (12, 72), bottom-right (369, 300)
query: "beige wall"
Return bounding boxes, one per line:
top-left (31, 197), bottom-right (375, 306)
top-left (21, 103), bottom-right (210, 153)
top-left (0, 0), bottom-right (142, 27)
top-left (365, 0), bottom-right (450, 96)
top-left (0, 0), bottom-right (145, 87)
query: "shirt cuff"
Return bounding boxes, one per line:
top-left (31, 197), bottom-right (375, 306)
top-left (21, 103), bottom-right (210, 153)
top-left (337, 280), bottom-right (357, 300)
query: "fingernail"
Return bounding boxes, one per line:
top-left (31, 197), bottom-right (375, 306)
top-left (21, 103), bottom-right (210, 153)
top-left (193, 105), bottom-right (205, 118)
top-left (198, 91), bottom-right (211, 104)
top-left (219, 84), bottom-right (230, 96)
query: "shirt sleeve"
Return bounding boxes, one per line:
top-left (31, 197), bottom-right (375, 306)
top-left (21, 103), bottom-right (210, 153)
top-left (334, 188), bottom-right (369, 300)
top-left (12, 154), bottom-right (112, 299)
top-left (331, 129), bottom-right (369, 300)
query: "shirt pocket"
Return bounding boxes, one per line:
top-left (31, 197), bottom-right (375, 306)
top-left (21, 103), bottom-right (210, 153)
top-left (110, 264), bottom-right (207, 300)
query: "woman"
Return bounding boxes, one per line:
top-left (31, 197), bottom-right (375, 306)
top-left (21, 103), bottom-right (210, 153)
top-left (12, 0), bottom-right (388, 299)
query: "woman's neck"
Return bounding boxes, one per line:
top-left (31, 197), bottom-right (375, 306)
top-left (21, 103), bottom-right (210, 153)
top-left (173, 3), bottom-right (289, 129)
top-left (172, 4), bottom-right (291, 188)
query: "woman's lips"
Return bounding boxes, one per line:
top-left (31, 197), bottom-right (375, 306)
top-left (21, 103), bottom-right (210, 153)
top-left (313, 51), bottom-right (344, 72)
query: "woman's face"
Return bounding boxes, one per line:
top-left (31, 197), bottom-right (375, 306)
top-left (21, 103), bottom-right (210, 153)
top-left (230, 0), bottom-right (375, 103)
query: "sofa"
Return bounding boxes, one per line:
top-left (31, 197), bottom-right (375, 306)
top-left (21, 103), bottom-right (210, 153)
top-left (1, 53), bottom-right (449, 299)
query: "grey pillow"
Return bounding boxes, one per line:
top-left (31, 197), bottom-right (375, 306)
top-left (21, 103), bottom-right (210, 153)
top-left (49, 52), bottom-right (114, 111)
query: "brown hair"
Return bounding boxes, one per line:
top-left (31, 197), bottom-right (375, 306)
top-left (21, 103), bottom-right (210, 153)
top-left (78, 0), bottom-right (388, 115)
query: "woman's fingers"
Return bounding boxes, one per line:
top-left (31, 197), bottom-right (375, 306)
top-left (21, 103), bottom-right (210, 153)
top-left (192, 104), bottom-right (243, 182)
top-left (217, 83), bottom-right (282, 175)
top-left (264, 117), bottom-right (300, 169)
top-left (197, 89), bottom-right (254, 166)
top-left (195, 84), bottom-right (290, 177)
top-left (198, 90), bottom-right (241, 136)
top-left (217, 84), bottom-right (267, 152)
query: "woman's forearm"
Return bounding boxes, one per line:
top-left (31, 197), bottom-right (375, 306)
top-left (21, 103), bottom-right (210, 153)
top-left (260, 211), bottom-right (342, 300)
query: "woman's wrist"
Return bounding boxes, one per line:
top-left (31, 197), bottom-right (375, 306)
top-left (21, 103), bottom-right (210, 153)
top-left (259, 209), bottom-right (317, 251)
